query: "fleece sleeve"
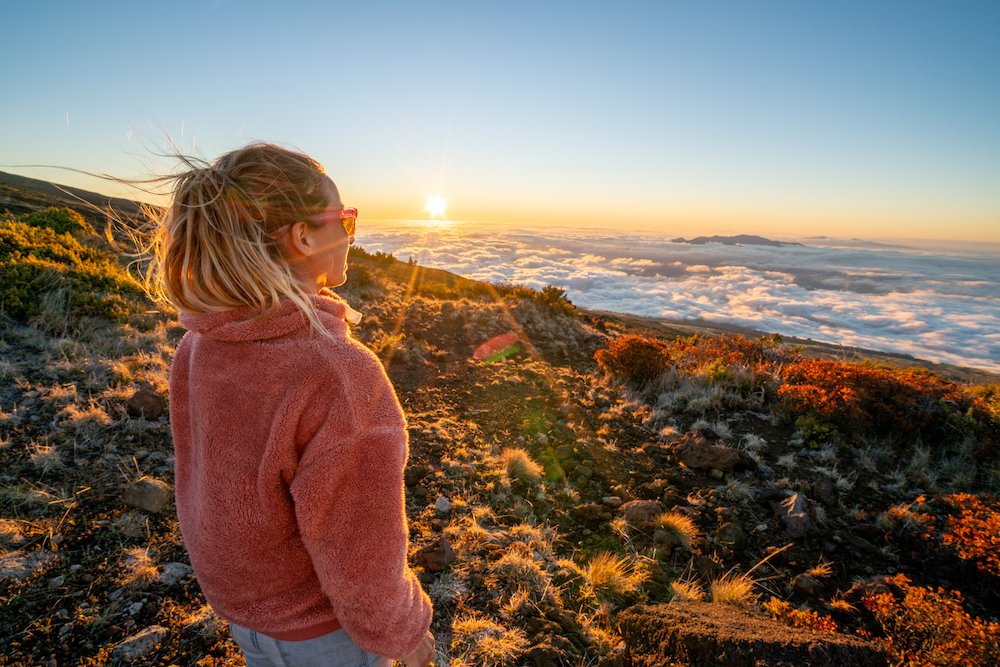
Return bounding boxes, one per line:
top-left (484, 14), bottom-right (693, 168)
top-left (288, 349), bottom-right (432, 659)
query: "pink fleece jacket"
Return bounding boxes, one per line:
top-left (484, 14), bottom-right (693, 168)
top-left (169, 290), bottom-right (432, 658)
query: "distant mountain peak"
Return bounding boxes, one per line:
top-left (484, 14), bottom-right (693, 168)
top-left (670, 234), bottom-right (802, 247)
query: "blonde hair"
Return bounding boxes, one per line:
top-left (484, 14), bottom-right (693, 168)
top-left (146, 142), bottom-right (334, 334)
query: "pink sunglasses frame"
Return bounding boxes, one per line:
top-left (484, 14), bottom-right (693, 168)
top-left (269, 207), bottom-right (358, 240)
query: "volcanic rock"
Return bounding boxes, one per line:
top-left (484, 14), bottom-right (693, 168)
top-left (121, 478), bottom-right (173, 514)
top-left (792, 573), bottom-right (825, 599)
top-left (112, 625), bottom-right (169, 662)
top-left (813, 478), bottom-right (838, 507)
top-left (0, 551), bottom-right (59, 583)
top-left (779, 493), bottom-right (812, 538)
top-left (716, 522), bottom-right (747, 551)
top-left (413, 536), bottom-right (455, 572)
top-left (673, 432), bottom-right (740, 471)
top-left (125, 389), bottom-right (165, 420)
top-left (621, 500), bottom-right (663, 527)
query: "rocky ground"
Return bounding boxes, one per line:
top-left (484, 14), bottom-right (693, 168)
top-left (1, 194), bottom-right (999, 666)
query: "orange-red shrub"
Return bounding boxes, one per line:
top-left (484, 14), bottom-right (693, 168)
top-left (763, 597), bottom-right (838, 634)
top-left (778, 359), bottom-right (988, 442)
top-left (594, 334), bottom-right (672, 386)
top-left (941, 493), bottom-right (1000, 578)
top-left (863, 574), bottom-right (1000, 667)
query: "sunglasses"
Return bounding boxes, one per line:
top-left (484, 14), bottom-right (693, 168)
top-left (269, 207), bottom-right (358, 240)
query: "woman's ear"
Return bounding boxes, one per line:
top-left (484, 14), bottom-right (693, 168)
top-left (286, 222), bottom-right (315, 257)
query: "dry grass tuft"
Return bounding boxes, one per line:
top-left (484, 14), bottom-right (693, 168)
top-left (488, 545), bottom-right (550, 595)
top-left (581, 551), bottom-right (648, 602)
top-left (181, 605), bottom-right (227, 636)
top-left (118, 547), bottom-right (158, 589)
top-left (808, 559), bottom-right (834, 579)
top-left (29, 440), bottom-right (62, 473)
top-left (451, 612), bottom-right (529, 667)
top-left (670, 579), bottom-right (706, 602)
top-left (654, 511), bottom-right (699, 549)
top-left (709, 571), bottom-right (756, 607)
top-left (59, 402), bottom-right (112, 430)
top-left (110, 510), bottom-right (149, 539)
top-left (500, 447), bottom-right (543, 484)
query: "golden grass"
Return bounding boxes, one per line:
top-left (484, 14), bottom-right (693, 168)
top-left (709, 571), bottom-right (756, 607)
top-left (654, 511), bottom-right (699, 548)
top-left (489, 546), bottom-right (551, 594)
top-left (582, 551), bottom-right (649, 602)
top-left (500, 447), bottom-right (543, 484)
top-left (808, 558), bottom-right (834, 579)
top-left (28, 440), bottom-right (62, 473)
top-left (118, 547), bottom-right (158, 589)
top-left (451, 612), bottom-right (529, 667)
top-left (670, 579), bottom-right (706, 602)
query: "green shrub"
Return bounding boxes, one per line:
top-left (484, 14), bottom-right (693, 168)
top-left (23, 207), bottom-right (95, 236)
top-left (0, 219), bottom-right (146, 322)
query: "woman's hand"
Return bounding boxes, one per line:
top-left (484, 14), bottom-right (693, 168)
top-left (400, 631), bottom-right (435, 667)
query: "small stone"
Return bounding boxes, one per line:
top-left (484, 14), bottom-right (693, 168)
top-left (128, 601), bottom-right (144, 616)
top-left (70, 564), bottom-right (82, 571)
top-left (434, 496), bottom-right (452, 513)
top-left (413, 536), bottom-right (455, 573)
top-left (621, 500), bottom-right (664, 527)
top-left (404, 465), bottom-right (430, 487)
top-left (673, 431), bottom-right (740, 471)
top-left (156, 562), bottom-right (192, 586)
top-left (48, 576), bottom-right (65, 588)
top-left (0, 551), bottom-right (59, 583)
top-left (575, 465), bottom-right (593, 480)
top-left (709, 468), bottom-right (724, 480)
top-left (792, 573), bottom-right (825, 599)
top-left (412, 484), bottom-right (428, 499)
top-left (125, 389), bottom-right (165, 420)
top-left (813, 478), bottom-right (838, 507)
top-left (110, 587), bottom-right (126, 601)
top-left (572, 503), bottom-right (608, 523)
top-left (602, 496), bottom-right (623, 508)
top-left (779, 493), bottom-right (812, 538)
top-left (537, 434), bottom-right (549, 446)
top-left (121, 478), bottom-right (173, 514)
top-left (112, 625), bottom-right (168, 661)
top-left (716, 522), bottom-right (747, 551)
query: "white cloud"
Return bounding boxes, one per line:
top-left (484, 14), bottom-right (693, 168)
top-left (356, 222), bottom-right (1000, 373)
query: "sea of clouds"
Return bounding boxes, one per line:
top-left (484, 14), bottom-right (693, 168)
top-left (354, 222), bottom-right (1000, 374)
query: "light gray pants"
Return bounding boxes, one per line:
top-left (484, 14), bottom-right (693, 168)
top-left (229, 623), bottom-right (392, 667)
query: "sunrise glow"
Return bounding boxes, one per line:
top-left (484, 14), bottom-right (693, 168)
top-left (425, 195), bottom-right (447, 218)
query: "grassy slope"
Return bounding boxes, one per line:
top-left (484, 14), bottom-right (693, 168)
top-left (1, 181), bottom-right (998, 666)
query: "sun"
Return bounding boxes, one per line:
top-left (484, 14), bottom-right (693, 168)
top-left (425, 195), bottom-right (447, 218)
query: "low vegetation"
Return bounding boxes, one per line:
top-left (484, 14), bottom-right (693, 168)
top-left (1, 195), bottom-right (998, 666)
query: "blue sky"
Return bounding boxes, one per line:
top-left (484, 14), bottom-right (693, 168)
top-left (2, 1), bottom-right (998, 241)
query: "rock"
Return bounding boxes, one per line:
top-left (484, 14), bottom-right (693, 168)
top-left (611, 484), bottom-right (635, 503)
top-left (526, 638), bottom-right (564, 667)
top-left (621, 500), bottom-right (663, 527)
top-left (709, 468), bottom-right (725, 479)
top-left (404, 465), bottom-right (430, 487)
top-left (434, 496), bottom-right (452, 513)
top-left (413, 536), bottom-right (455, 572)
top-left (693, 555), bottom-right (723, 580)
top-left (156, 562), bottom-right (192, 586)
top-left (412, 484), bottom-right (428, 499)
top-left (716, 522), bottom-right (747, 551)
top-left (112, 625), bottom-right (169, 662)
top-left (48, 575), bottom-right (65, 588)
top-left (779, 493), bottom-right (812, 538)
top-left (0, 551), bottom-right (59, 583)
top-left (673, 432), bottom-right (740, 471)
top-left (813, 478), bottom-right (838, 507)
top-left (125, 389), bottom-right (165, 420)
top-left (574, 465), bottom-right (593, 480)
top-left (602, 496), bottom-right (623, 508)
top-left (653, 529), bottom-right (685, 552)
top-left (572, 503), bottom-right (609, 523)
top-left (121, 478), bottom-right (173, 514)
top-left (792, 573), bottom-right (825, 599)
top-left (618, 602), bottom-right (890, 667)
top-left (843, 576), bottom-right (905, 605)
top-left (537, 434), bottom-right (549, 446)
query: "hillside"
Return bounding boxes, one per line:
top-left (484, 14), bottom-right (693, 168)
top-left (1, 188), bottom-right (999, 666)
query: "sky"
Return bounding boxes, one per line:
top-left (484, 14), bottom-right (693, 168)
top-left (2, 1), bottom-right (998, 242)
